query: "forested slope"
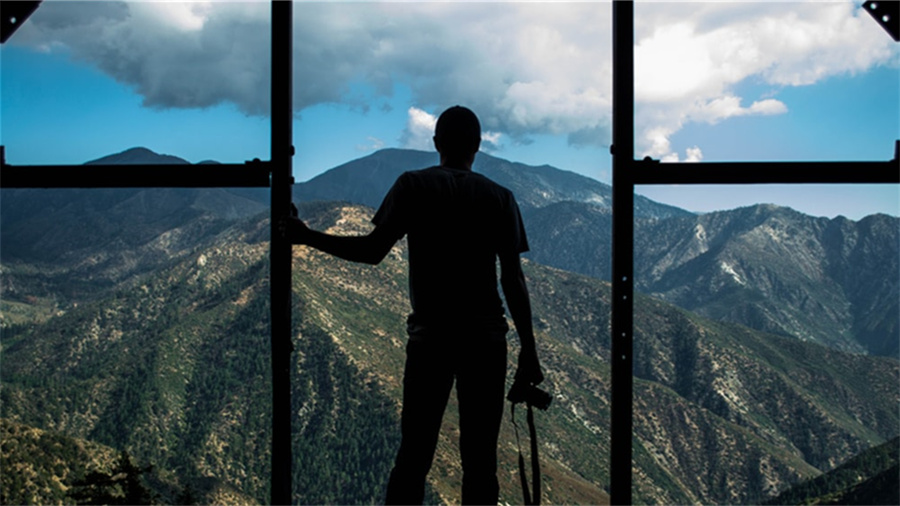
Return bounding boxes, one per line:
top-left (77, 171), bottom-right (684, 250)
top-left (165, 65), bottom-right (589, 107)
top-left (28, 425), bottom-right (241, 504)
top-left (2, 202), bottom-right (897, 504)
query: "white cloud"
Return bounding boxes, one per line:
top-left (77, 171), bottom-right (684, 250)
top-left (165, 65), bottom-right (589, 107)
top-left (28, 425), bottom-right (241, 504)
top-left (401, 107), bottom-right (437, 151)
top-left (481, 131), bottom-right (503, 152)
top-left (633, 1), bottom-right (897, 160)
top-left (12, 0), bottom-right (898, 160)
top-left (661, 146), bottom-right (703, 164)
top-left (128, 2), bottom-right (213, 32)
top-left (14, 0), bottom-right (271, 114)
top-left (685, 146), bottom-right (704, 163)
top-left (356, 136), bottom-right (385, 153)
top-left (746, 99), bottom-right (788, 116)
top-left (689, 96), bottom-right (788, 125)
top-left (400, 107), bottom-right (504, 153)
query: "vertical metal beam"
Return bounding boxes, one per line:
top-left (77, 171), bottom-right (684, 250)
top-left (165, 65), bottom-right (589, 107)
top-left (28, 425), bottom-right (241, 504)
top-left (270, 1), bottom-right (294, 504)
top-left (610, 1), bottom-right (634, 504)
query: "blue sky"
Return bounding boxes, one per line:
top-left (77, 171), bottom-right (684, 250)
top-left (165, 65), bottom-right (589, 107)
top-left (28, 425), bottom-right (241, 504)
top-left (1, 1), bottom-right (898, 220)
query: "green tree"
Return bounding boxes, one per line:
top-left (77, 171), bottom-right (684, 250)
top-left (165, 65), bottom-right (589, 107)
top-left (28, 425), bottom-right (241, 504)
top-left (67, 451), bottom-right (156, 505)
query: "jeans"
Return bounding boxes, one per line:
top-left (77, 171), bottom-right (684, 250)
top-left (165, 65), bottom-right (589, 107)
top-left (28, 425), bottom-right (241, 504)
top-left (385, 337), bottom-right (508, 505)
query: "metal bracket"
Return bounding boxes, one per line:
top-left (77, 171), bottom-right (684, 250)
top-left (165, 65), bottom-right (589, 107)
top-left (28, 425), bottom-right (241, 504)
top-left (863, 0), bottom-right (900, 41)
top-left (1, 1), bottom-right (41, 44)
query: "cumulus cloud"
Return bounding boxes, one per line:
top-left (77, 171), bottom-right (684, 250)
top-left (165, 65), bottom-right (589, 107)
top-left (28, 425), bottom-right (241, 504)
top-left (480, 131), bottom-right (503, 152)
top-left (14, 0), bottom-right (271, 114)
top-left (684, 146), bottom-right (703, 163)
top-left (401, 107), bottom-right (437, 152)
top-left (633, 0), bottom-right (897, 160)
top-left (12, 0), bottom-right (898, 160)
top-left (400, 107), bottom-right (504, 153)
top-left (690, 96), bottom-right (788, 125)
top-left (661, 146), bottom-right (703, 164)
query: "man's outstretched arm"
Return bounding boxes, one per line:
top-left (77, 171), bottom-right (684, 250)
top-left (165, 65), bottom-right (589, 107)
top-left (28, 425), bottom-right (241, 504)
top-left (283, 215), bottom-right (399, 265)
top-left (500, 252), bottom-right (544, 386)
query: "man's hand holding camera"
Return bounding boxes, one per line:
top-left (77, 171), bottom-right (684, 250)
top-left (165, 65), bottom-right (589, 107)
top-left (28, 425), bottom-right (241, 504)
top-left (515, 347), bottom-right (544, 386)
top-left (509, 347), bottom-right (550, 410)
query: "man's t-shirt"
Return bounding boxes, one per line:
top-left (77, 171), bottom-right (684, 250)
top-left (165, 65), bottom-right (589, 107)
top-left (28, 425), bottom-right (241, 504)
top-left (372, 165), bottom-right (529, 338)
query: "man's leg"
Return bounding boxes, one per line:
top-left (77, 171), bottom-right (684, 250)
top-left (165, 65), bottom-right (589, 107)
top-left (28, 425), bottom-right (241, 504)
top-left (385, 340), bottom-right (454, 505)
top-left (456, 339), bottom-right (507, 505)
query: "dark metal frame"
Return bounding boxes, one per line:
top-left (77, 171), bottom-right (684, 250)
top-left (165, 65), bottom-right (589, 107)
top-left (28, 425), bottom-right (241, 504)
top-left (610, 2), bottom-right (898, 505)
top-left (0, 161), bottom-right (272, 188)
top-left (0, 1), bottom-right (295, 504)
top-left (1, 1), bottom-right (42, 43)
top-left (4, 1), bottom-right (898, 505)
top-left (269, 2), bottom-right (294, 504)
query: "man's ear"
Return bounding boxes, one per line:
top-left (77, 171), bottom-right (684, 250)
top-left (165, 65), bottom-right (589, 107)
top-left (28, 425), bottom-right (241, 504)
top-left (433, 136), bottom-right (442, 154)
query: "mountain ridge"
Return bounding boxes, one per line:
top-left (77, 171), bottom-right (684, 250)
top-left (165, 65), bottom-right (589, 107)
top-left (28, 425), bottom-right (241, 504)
top-left (2, 201), bottom-right (897, 505)
top-left (1, 146), bottom-right (897, 504)
top-left (632, 205), bottom-right (899, 356)
top-left (294, 147), bottom-right (692, 219)
top-left (2, 147), bottom-right (896, 360)
top-left (289, 147), bottom-right (898, 357)
top-left (2, 147), bottom-right (895, 358)
top-left (85, 147), bottom-right (192, 165)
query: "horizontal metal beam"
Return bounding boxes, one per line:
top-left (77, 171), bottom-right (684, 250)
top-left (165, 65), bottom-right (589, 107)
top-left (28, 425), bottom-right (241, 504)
top-left (0, 161), bottom-right (272, 188)
top-left (631, 160), bottom-right (899, 186)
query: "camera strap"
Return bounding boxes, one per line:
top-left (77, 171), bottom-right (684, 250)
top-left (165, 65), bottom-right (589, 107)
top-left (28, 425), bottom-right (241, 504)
top-left (510, 402), bottom-right (541, 505)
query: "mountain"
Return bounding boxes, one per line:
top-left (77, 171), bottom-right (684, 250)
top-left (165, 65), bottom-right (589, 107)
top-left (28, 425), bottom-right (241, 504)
top-left (1, 147), bottom-right (269, 256)
top-left (294, 147), bottom-right (691, 218)
top-left (2, 201), bottom-right (898, 505)
top-left (522, 200), bottom-right (613, 280)
top-left (85, 147), bottom-right (191, 165)
top-left (293, 148), bottom-right (898, 358)
top-left (763, 437), bottom-right (899, 505)
top-left (0, 147), bottom-right (269, 328)
top-left (526, 201), bottom-right (900, 357)
top-left (2, 148), bottom-right (898, 504)
top-left (633, 205), bottom-right (899, 357)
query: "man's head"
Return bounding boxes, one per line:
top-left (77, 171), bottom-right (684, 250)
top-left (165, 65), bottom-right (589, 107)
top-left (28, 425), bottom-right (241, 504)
top-left (433, 105), bottom-right (481, 167)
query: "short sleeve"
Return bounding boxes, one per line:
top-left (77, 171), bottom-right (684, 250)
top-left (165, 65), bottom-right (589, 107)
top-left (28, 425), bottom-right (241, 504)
top-left (372, 173), bottom-right (410, 240)
top-left (502, 192), bottom-right (529, 255)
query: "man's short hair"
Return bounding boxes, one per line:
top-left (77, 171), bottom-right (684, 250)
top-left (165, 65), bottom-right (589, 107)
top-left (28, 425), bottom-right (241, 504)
top-left (435, 106), bottom-right (481, 157)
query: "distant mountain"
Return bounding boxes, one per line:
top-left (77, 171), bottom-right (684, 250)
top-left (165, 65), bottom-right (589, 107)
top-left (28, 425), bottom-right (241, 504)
top-left (294, 148), bottom-right (691, 218)
top-left (4, 148), bottom-right (898, 504)
top-left (6, 147), bottom-right (894, 359)
top-left (513, 200), bottom-right (899, 357)
top-left (522, 200), bottom-right (613, 279)
top-left (84, 147), bottom-right (191, 165)
top-left (2, 202), bottom-right (898, 505)
top-left (85, 146), bottom-right (270, 206)
top-left (291, 148), bottom-right (898, 358)
top-left (633, 205), bottom-right (899, 357)
top-left (0, 148), bottom-right (269, 318)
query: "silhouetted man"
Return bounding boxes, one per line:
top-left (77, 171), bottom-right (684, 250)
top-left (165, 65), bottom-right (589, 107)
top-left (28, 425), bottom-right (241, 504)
top-left (284, 105), bottom-right (544, 505)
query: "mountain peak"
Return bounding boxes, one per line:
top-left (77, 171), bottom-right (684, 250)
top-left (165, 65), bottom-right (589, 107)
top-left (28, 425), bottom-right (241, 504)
top-left (85, 147), bottom-right (190, 165)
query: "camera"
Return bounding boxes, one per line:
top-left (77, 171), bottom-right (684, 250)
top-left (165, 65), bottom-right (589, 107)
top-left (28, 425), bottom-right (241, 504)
top-left (507, 380), bottom-right (552, 411)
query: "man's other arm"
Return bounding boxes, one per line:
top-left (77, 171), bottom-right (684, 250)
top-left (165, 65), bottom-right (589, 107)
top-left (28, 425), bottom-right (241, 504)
top-left (283, 215), bottom-right (398, 265)
top-left (500, 252), bottom-right (544, 385)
